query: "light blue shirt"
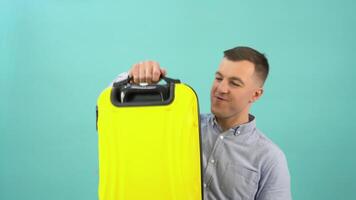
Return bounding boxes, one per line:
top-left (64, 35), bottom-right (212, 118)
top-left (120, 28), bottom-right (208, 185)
top-left (200, 113), bottom-right (291, 200)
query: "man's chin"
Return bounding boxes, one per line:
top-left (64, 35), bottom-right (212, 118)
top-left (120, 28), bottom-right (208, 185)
top-left (211, 107), bottom-right (226, 118)
top-left (211, 106), bottom-right (238, 119)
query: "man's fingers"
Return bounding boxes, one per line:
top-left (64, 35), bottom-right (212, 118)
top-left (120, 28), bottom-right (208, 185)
top-left (160, 68), bottom-right (167, 76)
top-left (129, 61), bottom-right (165, 84)
top-left (152, 67), bottom-right (160, 82)
top-left (145, 62), bottom-right (153, 83)
top-left (152, 62), bottom-right (162, 82)
top-left (138, 62), bottom-right (146, 83)
top-left (130, 64), bottom-right (139, 83)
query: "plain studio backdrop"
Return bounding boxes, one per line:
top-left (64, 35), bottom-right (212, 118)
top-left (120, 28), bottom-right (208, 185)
top-left (1, 0), bottom-right (355, 199)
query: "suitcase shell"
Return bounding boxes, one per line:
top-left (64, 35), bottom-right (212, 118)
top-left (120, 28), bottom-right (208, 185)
top-left (96, 80), bottom-right (202, 200)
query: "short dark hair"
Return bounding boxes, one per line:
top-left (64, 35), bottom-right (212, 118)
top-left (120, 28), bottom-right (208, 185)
top-left (224, 46), bottom-right (269, 85)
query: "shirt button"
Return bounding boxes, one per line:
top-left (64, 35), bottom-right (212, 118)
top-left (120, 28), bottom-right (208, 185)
top-left (237, 131), bottom-right (241, 134)
top-left (203, 183), bottom-right (207, 188)
top-left (220, 135), bottom-right (224, 140)
top-left (210, 159), bottom-right (215, 164)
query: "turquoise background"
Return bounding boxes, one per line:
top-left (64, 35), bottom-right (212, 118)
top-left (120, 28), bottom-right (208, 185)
top-left (1, 0), bottom-right (355, 199)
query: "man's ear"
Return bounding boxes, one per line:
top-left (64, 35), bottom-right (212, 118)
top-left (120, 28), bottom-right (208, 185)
top-left (249, 88), bottom-right (264, 103)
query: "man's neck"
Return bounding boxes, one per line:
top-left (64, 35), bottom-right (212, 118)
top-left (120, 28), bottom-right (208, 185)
top-left (216, 113), bottom-right (250, 132)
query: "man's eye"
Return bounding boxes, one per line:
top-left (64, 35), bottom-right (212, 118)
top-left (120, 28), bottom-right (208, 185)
top-left (215, 77), bottom-right (223, 81)
top-left (231, 82), bottom-right (240, 87)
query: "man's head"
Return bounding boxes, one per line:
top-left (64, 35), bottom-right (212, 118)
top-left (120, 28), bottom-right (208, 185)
top-left (210, 46), bottom-right (269, 122)
top-left (224, 46), bottom-right (269, 86)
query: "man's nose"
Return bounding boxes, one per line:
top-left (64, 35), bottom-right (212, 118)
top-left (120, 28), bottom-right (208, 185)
top-left (216, 80), bottom-right (229, 93)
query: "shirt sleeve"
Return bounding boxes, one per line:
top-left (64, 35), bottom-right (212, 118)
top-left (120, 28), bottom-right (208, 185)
top-left (107, 72), bottom-right (129, 87)
top-left (255, 150), bottom-right (292, 200)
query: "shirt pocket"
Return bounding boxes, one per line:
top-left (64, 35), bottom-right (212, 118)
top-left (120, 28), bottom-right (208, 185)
top-left (219, 163), bottom-right (258, 200)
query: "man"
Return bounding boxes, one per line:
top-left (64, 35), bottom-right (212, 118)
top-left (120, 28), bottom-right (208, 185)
top-left (112, 46), bottom-right (291, 200)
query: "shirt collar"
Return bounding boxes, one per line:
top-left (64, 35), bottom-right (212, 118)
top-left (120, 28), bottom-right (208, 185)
top-left (210, 114), bottom-right (256, 136)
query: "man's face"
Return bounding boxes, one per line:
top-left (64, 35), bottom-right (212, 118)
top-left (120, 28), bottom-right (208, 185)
top-left (210, 58), bottom-right (263, 120)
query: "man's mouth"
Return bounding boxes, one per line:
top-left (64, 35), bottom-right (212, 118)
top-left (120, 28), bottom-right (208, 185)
top-left (215, 95), bottom-right (228, 101)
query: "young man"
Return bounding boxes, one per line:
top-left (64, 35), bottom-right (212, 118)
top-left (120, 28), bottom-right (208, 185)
top-left (112, 46), bottom-right (291, 200)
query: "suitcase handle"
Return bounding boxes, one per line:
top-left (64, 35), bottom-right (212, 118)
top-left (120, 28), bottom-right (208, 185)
top-left (111, 75), bottom-right (180, 106)
top-left (112, 75), bottom-right (180, 88)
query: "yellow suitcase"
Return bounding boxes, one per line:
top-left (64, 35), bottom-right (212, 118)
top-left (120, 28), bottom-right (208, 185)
top-left (96, 76), bottom-right (202, 200)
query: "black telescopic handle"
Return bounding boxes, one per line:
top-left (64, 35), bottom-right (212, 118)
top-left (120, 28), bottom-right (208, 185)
top-left (160, 76), bottom-right (181, 84)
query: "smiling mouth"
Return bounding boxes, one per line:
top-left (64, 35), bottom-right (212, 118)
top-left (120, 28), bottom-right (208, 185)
top-left (215, 96), bottom-right (228, 101)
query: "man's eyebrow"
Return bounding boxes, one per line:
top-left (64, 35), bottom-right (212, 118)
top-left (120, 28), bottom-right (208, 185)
top-left (215, 71), bottom-right (222, 76)
top-left (215, 71), bottom-right (245, 85)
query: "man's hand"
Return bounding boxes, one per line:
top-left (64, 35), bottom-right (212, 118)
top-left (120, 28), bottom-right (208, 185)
top-left (129, 61), bottom-right (167, 84)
